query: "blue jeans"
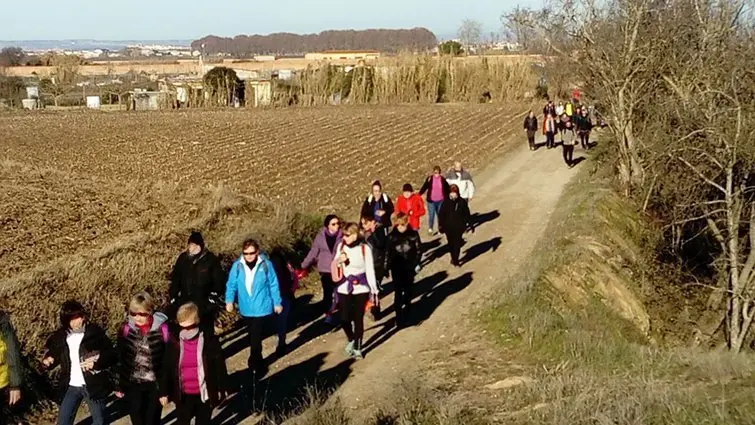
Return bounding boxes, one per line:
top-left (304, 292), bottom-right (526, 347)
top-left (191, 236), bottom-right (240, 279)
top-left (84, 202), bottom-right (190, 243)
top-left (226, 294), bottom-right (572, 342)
top-left (58, 386), bottom-right (107, 425)
top-left (277, 296), bottom-right (292, 347)
top-left (427, 200), bottom-right (443, 231)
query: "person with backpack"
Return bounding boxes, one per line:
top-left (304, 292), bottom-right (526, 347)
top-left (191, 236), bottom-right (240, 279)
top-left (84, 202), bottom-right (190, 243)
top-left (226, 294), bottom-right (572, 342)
top-left (225, 239), bottom-right (282, 382)
top-left (360, 181), bottom-right (395, 228)
top-left (387, 213), bottom-right (422, 328)
top-left (169, 231), bottom-right (226, 334)
top-left (523, 110), bottom-right (539, 151)
top-left (42, 301), bottom-right (116, 425)
top-left (161, 302), bottom-right (228, 425)
top-left (396, 183), bottom-right (426, 232)
top-left (439, 185), bottom-right (472, 267)
top-left (300, 215), bottom-right (342, 324)
top-left (361, 213), bottom-right (389, 294)
top-left (115, 292), bottom-right (170, 425)
top-left (268, 248), bottom-right (299, 355)
top-left (419, 166), bottom-right (451, 236)
top-left (0, 310), bottom-right (22, 425)
top-left (331, 223), bottom-right (379, 360)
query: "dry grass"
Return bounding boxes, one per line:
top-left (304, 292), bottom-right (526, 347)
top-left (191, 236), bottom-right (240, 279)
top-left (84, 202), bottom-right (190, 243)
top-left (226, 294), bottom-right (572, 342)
top-left (280, 55), bottom-right (537, 106)
top-left (478, 143), bottom-right (755, 423)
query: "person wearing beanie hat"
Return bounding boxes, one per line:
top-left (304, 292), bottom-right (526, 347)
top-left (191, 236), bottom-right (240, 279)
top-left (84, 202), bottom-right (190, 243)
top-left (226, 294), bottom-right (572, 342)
top-left (396, 183), bottom-right (426, 231)
top-left (169, 231), bottom-right (226, 334)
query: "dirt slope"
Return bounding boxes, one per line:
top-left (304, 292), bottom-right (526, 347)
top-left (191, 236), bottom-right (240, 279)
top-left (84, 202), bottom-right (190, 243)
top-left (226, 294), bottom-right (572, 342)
top-left (104, 132), bottom-right (581, 425)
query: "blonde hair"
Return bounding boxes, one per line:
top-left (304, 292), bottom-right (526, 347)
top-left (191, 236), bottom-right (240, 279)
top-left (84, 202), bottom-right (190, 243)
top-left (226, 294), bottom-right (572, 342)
top-left (177, 302), bottom-right (200, 323)
top-left (129, 292), bottom-right (154, 314)
top-left (342, 222), bottom-right (360, 236)
top-left (394, 213), bottom-right (409, 227)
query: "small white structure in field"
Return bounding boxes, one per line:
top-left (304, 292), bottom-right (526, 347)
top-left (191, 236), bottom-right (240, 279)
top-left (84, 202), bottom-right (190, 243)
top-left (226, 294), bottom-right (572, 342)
top-left (86, 96), bottom-right (101, 109)
top-left (26, 86), bottom-right (39, 99)
top-left (254, 55), bottom-right (276, 62)
top-left (277, 69), bottom-right (293, 80)
top-left (22, 99), bottom-right (40, 110)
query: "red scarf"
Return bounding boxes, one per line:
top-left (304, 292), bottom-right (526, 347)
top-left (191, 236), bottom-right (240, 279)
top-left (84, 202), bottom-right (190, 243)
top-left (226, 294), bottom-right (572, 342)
top-left (137, 317), bottom-right (154, 335)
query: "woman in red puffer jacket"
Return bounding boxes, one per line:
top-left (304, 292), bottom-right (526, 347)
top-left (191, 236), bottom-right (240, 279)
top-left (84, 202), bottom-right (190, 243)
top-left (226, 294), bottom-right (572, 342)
top-left (395, 183), bottom-right (426, 231)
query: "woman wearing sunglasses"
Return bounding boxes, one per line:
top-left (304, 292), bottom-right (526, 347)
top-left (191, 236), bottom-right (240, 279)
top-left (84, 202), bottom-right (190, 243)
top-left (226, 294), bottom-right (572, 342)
top-left (225, 239), bottom-right (282, 383)
top-left (300, 214), bottom-right (343, 323)
top-left (42, 300), bottom-right (116, 425)
top-left (115, 292), bottom-right (170, 425)
top-left (161, 302), bottom-right (228, 425)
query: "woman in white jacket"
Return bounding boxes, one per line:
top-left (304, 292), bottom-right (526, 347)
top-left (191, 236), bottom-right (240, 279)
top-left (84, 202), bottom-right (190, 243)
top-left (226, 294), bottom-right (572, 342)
top-left (331, 222), bottom-right (379, 360)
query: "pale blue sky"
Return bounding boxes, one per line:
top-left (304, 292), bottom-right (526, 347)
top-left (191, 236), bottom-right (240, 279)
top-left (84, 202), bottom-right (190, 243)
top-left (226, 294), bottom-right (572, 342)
top-left (0, 0), bottom-right (534, 40)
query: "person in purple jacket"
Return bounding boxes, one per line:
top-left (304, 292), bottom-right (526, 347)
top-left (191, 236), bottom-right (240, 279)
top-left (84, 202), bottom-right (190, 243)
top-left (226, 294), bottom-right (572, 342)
top-left (300, 215), bottom-right (342, 324)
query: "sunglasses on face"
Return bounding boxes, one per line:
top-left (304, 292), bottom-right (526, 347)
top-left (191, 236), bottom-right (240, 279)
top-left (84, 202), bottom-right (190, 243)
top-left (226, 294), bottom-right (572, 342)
top-left (179, 323), bottom-right (199, 330)
top-left (243, 250), bottom-right (258, 256)
top-left (129, 311), bottom-right (151, 318)
top-left (329, 222), bottom-right (340, 227)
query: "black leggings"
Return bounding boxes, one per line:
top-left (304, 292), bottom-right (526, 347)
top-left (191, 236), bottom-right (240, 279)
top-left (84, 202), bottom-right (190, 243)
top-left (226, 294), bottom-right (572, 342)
top-left (176, 394), bottom-right (212, 425)
top-left (339, 293), bottom-right (369, 348)
top-left (319, 272), bottom-right (335, 314)
top-left (546, 132), bottom-right (555, 148)
top-left (127, 382), bottom-right (162, 425)
top-left (562, 144), bottom-right (575, 165)
top-left (579, 131), bottom-right (590, 148)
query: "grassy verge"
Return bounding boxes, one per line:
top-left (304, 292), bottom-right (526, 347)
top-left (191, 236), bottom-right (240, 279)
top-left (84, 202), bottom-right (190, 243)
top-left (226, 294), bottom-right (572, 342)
top-left (481, 145), bottom-right (755, 424)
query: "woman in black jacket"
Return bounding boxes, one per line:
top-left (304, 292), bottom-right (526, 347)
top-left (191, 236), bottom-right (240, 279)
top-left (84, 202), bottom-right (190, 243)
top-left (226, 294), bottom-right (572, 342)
top-left (439, 185), bottom-right (471, 267)
top-left (161, 303), bottom-right (228, 425)
top-left (116, 292), bottom-right (170, 425)
top-left (360, 180), bottom-right (395, 228)
top-left (42, 301), bottom-right (116, 425)
top-left (387, 213), bottom-right (422, 328)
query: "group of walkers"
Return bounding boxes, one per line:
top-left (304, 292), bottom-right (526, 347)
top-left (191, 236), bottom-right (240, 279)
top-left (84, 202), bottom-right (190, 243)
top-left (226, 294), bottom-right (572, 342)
top-left (0, 162), bottom-right (478, 425)
top-left (523, 99), bottom-right (597, 168)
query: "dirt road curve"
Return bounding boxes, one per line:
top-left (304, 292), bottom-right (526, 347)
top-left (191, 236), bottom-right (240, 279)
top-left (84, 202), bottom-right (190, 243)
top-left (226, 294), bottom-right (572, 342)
top-left (105, 134), bottom-right (581, 425)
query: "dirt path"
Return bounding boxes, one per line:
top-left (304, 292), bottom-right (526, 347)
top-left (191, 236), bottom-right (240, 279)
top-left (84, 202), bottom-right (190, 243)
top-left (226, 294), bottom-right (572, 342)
top-left (104, 132), bottom-right (582, 425)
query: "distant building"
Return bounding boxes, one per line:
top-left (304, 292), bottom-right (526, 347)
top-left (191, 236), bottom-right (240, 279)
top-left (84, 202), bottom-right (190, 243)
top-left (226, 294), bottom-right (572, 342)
top-left (304, 50), bottom-right (381, 61)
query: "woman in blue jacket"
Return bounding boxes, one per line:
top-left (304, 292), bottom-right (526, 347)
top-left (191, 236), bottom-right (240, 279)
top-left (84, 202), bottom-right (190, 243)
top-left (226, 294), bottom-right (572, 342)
top-left (225, 238), bottom-right (282, 383)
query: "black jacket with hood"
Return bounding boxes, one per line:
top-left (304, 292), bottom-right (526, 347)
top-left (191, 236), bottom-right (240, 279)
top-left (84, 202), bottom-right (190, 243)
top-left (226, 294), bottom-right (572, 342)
top-left (361, 193), bottom-right (395, 228)
top-left (116, 312), bottom-right (170, 393)
top-left (365, 224), bottom-right (390, 281)
top-left (387, 228), bottom-right (422, 277)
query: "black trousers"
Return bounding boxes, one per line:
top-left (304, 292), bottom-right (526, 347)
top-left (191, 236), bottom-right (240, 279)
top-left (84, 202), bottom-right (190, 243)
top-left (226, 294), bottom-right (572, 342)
top-left (127, 382), bottom-right (162, 425)
top-left (391, 267), bottom-right (415, 325)
top-left (562, 143), bottom-right (575, 165)
top-left (176, 394), bottom-right (212, 425)
top-left (546, 132), bottom-right (555, 149)
top-left (244, 316), bottom-right (268, 375)
top-left (319, 272), bottom-right (335, 314)
top-left (447, 231), bottom-right (464, 264)
top-left (579, 131), bottom-right (590, 149)
top-left (340, 293), bottom-right (369, 349)
top-left (526, 130), bottom-right (536, 149)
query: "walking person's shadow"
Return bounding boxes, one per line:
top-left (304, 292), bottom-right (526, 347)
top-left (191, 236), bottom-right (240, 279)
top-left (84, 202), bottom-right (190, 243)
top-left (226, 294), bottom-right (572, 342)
top-left (461, 237), bottom-right (502, 265)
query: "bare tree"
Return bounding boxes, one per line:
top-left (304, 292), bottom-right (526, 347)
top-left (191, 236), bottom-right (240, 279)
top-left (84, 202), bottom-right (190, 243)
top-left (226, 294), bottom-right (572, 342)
top-left (458, 19), bottom-right (484, 51)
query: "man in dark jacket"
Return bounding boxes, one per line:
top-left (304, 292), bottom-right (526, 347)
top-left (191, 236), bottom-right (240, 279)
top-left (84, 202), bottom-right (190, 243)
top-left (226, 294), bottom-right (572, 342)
top-left (0, 311), bottom-right (23, 424)
top-left (523, 111), bottom-right (539, 151)
top-left (169, 232), bottom-right (226, 334)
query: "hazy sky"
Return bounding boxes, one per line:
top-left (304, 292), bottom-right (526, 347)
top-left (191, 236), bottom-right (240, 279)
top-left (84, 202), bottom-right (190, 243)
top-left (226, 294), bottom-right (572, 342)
top-left (0, 0), bottom-right (534, 40)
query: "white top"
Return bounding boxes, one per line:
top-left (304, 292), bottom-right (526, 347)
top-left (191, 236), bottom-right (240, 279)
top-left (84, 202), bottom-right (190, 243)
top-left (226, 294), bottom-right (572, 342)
top-left (66, 332), bottom-right (86, 387)
top-left (242, 259), bottom-right (260, 296)
top-left (446, 172), bottom-right (476, 200)
top-left (556, 105), bottom-right (565, 116)
top-left (335, 242), bottom-right (379, 295)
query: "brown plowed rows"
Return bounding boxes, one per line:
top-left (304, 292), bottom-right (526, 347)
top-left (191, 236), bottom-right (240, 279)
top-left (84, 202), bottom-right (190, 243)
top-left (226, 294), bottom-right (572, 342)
top-left (0, 104), bottom-right (524, 277)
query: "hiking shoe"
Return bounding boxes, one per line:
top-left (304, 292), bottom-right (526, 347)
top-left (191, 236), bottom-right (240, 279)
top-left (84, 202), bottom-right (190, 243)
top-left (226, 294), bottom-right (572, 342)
top-left (344, 341), bottom-right (355, 357)
top-left (428, 229), bottom-right (435, 236)
top-left (352, 349), bottom-right (364, 360)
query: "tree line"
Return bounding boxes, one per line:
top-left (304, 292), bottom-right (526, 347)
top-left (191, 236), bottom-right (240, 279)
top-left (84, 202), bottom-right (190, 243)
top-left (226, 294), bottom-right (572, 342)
top-left (191, 28), bottom-right (438, 56)
top-left (515, 0), bottom-right (755, 350)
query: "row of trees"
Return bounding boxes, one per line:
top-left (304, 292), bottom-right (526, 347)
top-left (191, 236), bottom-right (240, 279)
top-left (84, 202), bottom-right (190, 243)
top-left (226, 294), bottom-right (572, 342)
top-left (519, 0), bottom-right (755, 350)
top-left (192, 28), bottom-right (438, 56)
